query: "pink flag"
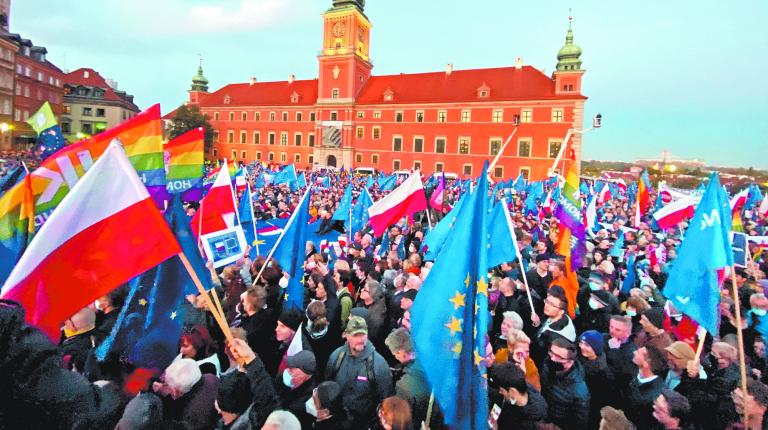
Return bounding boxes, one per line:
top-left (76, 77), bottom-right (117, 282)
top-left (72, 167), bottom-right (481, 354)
top-left (428, 175), bottom-right (445, 211)
top-left (367, 172), bottom-right (427, 237)
top-left (0, 142), bottom-right (180, 339)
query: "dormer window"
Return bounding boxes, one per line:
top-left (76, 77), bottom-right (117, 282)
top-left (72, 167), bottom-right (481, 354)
top-left (223, 94), bottom-right (231, 104)
top-left (290, 91), bottom-right (300, 103)
top-left (383, 88), bottom-right (394, 102)
top-left (477, 83), bottom-right (491, 98)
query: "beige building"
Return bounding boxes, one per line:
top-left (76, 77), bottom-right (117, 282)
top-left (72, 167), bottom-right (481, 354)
top-left (61, 67), bottom-right (139, 138)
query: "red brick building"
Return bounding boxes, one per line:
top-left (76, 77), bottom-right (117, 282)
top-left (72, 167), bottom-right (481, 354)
top-left (189, 0), bottom-right (588, 180)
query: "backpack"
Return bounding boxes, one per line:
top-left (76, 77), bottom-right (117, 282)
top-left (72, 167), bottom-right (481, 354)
top-left (329, 348), bottom-right (377, 393)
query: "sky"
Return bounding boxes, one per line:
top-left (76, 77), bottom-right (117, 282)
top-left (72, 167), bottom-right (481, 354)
top-left (11, 0), bottom-right (768, 169)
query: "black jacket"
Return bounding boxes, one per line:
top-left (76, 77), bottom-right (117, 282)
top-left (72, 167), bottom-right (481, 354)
top-left (0, 300), bottom-right (123, 429)
top-left (495, 386), bottom-right (548, 430)
top-left (275, 378), bottom-right (315, 430)
top-left (625, 375), bottom-right (665, 430)
top-left (539, 359), bottom-right (590, 430)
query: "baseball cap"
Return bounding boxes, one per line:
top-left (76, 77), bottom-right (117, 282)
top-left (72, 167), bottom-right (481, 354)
top-left (286, 350), bottom-right (316, 375)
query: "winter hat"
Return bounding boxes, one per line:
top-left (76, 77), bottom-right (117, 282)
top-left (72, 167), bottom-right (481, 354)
top-left (278, 308), bottom-right (303, 331)
top-left (402, 289), bottom-right (418, 301)
top-left (217, 371), bottom-right (253, 414)
top-left (116, 393), bottom-right (163, 430)
top-left (642, 307), bottom-right (665, 330)
top-left (579, 330), bottom-right (605, 356)
top-left (665, 341), bottom-right (695, 362)
top-left (535, 254), bottom-right (550, 263)
top-left (315, 381), bottom-right (342, 409)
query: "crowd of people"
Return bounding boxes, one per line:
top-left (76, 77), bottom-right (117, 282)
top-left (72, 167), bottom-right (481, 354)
top-left (1, 165), bottom-right (768, 430)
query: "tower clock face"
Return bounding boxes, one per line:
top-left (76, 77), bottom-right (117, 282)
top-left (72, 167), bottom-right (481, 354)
top-left (332, 22), bottom-right (346, 37)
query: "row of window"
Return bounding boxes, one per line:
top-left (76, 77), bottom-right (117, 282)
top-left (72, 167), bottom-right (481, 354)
top-left (222, 130), bottom-right (317, 147)
top-left (15, 83), bottom-right (62, 103)
top-left (210, 107), bottom-right (566, 124)
top-left (219, 149), bottom-right (316, 166)
top-left (15, 63), bottom-right (61, 87)
top-left (82, 107), bottom-right (106, 117)
top-left (60, 122), bottom-right (106, 135)
top-left (388, 136), bottom-right (562, 158)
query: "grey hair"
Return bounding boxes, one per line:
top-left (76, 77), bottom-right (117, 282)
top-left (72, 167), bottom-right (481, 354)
top-left (262, 410), bottom-right (301, 430)
top-left (502, 311), bottom-right (524, 331)
top-left (165, 358), bottom-right (201, 396)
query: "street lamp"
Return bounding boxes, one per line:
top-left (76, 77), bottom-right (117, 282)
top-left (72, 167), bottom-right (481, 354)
top-left (548, 113), bottom-right (603, 178)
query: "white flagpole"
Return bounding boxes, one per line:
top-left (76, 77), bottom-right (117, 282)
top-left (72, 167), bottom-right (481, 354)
top-left (247, 182), bottom-right (260, 256)
top-left (501, 198), bottom-right (538, 325)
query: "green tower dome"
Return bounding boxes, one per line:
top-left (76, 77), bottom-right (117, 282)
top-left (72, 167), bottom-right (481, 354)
top-left (556, 19), bottom-right (582, 72)
top-left (191, 65), bottom-right (209, 92)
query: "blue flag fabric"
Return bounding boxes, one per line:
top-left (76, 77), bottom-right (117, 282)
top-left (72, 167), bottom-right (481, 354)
top-left (378, 230), bottom-right (391, 257)
top-left (0, 165), bottom-right (25, 195)
top-left (365, 175), bottom-right (374, 189)
top-left (411, 163), bottom-right (490, 430)
top-left (348, 188), bottom-right (373, 235)
top-left (317, 176), bottom-right (331, 189)
top-left (305, 220), bottom-right (344, 250)
top-left (513, 174), bottom-right (527, 193)
top-left (332, 184), bottom-right (354, 221)
top-left (238, 184), bottom-right (259, 258)
top-left (254, 172), bottom-right (266, 189)
top-left (524, 181), bottom-right (544, 215)
top-left (423, 190), bottom-right (468, 261)
top-left (297, 172), bottom-right (307, 189)
top-left (165, 194), bottom-right (211, 296)
top-left (272, 164), bottom-right (298, 186)
top-left (747, 184), bottom-right (763, 210)
top-left (609, 230), bottom-right (625, 259)
top-left (272, 189), bottom-right (311, 310)
top-left (487, 200), bottom-right (520, 268)
top-left (255, 218), bottom-right (290, 253)
top-left (37, 124), bottom-right (67, 160)
top-left (622, 253), bottom-right (637, 294)
top-left (379, 175), bottom-right (397, 191)
top-left (662, 172), bottom-right (733, 335)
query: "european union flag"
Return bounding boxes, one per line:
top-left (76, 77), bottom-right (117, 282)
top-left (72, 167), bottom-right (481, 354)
top-left (377, 229), bottom-right (391, 258)
top-left (27, 102), bottom-right (66, 160)
top-left (272, 164), bottom-right (298, 186)
top-left (663, 172), bottom-right (733, 335)
top-left (255, 217), bottom-right (290, 253)
top-left (254, 172), bottom-right (266, 189)
top-left (365, 175), bottom-right (374, 189)
top-left (423, 190), bottom-right (468, 261)
top-left (297, 172), bottom-right (307, 189)
top-left (348, 187), bottom-right (373, 235)
top-left (272, 188), bottom-right (311, 310)
top-left (379, 174), bottom-right (397, 191)
top-left (239, 184), bottom-right (259, 258)
top-left (411, 163), bottom-right (490, 430)
top-left (332, 184), bottom-right (353, 221)
top-left (486, 199), bottom-right (520, 268)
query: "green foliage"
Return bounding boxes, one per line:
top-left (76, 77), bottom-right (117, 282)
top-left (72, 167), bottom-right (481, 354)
top-left (168, 105), bottom-right (214, 154)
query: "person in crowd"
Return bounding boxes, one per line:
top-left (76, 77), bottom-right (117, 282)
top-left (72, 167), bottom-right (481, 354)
top-left (60, 307), bottom-right (98, 372)
top-left (533, 285), bottom-right (576, 364)
top-left (215, 370), bottom-right (254, 429)
top-left (333, 268), bottom-right (354, 330)
top-left (177, 324), bottom-right (222, 376)
top-left (625, 345), bottom-right (668, 429)
top-left (578, 329), bottom-right (614, 428)
top-left (488, 361), bottom-right (548, 430)
top-left (237, 286), bottom-right (280, 373)
top-left (540, 337), bottom-right (590, 430)
top-left (732, 378), bottom-right (768, 430)
top-left (273, 309), bottom-right (303, 377)
top-left (683, 341), bottom-right (741, 429)
top-left (325, 315), bottom-right (393, 428)
top-left (663, 341), bottom-right (698, 390)
top-left (598, 406), bottom-right (636, 430)
top-left (636, 307), bottom-right (674, 352)
top-left (261, 410), bottom-right (301, 430)
top-left (378, 396), bottom-right (413, 430)
top-left (299, 300), bottom-right (338, 378)
top-left (606, 315), bottom-right (638, 407)
top-left (358, 280), bottom-right (390, 350)
top-left (494, 328), bottom-right (541, 391)
top-left (153, 358), bottom-right (220, 430)
top-left (652, 389), bottom-right (692, 430)
top-left (93, 286), bottom-right (127, 343)
top-left (576, 271), bottom-right (619, 334)
top-left (275, 350), bottom-right (316, 428)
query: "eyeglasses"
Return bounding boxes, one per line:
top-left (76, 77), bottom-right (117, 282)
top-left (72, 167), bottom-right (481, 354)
top-left (548, 349), bottom-right (572, 362)
top-left (544, 298), bottom-right (564, 310)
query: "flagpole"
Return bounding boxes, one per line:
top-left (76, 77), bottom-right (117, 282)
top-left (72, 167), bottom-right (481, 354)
top-left (501, 198), bottom-right (539, 325)
top-left (487, 126), bottom-right (518, 182)
top-left (252, 186), bottom-right (312, 285)
top-left (225, 160), bottom-right (242, 227)
top-left (730, 264), bottom-right (750, 428)
top-left (423, 391), bottom-right (435, 430)
top-left (425, 209), bottom-right (433, 231)
top-left (247, 182), bottom-right (260, 256)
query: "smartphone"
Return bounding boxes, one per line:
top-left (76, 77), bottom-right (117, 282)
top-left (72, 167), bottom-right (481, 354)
top-left (488, 403), bottom-right (502, 429)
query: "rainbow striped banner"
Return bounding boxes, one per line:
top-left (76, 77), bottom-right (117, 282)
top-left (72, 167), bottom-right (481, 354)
top-left (0, 175), bottom-right (34, 283)
top-left (164, 127), bottom-right (204, 201)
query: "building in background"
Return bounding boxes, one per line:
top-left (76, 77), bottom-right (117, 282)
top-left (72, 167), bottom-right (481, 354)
top-left (0, 35), bottom-right (16, 149)
top-left (61, 68), bottom-right (139, 139)
top-left (185, 0), bottom-right (588, 179)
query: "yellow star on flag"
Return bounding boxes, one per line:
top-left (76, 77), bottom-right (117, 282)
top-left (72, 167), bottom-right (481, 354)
top-left (464, 273), bottom-right (471, 288)
top-left (138, 298), bottom-right (148, 306)
top-left (451, 341), bottom-right (463, 355)
top-left (445, 316), bottom-right (463, 335)
top-left (477, 277), bottom-right (488, 296)
top-left (474, 349), bottom-right (484, 366)
top-left (170, 311), bottom-right (177, 320)
top-left (449, 291), bottom-right (466, 310)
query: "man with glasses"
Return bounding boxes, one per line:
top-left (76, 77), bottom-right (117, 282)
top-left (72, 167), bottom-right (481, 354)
top-left (539, 337), bottom-right (589, 430)
top-left (532, 285), bottom-right (576, 364)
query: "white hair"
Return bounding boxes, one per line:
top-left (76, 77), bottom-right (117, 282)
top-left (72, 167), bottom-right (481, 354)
top-left (502, 311), bottom-right (524, 331)
top-left (262, 410), bottom-right (301, 430)
top-left (406, 274), bottom-right (422, 290)
top-left (165, 358), bottom-right (201, 396)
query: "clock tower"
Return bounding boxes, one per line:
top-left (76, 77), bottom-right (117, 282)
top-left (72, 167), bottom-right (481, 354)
top-left (317, 0), bottom-right (372, 104)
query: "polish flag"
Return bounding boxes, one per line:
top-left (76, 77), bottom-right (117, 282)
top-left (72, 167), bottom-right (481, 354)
top-left (0, 142), bottom-right (180, 339)
top-left (597, 183), bottom-right (612, 205)
top-left (652, 196), bottom-right (696, 230)
top-left (730, 188), bottom-right (749, 214)
top-left (192, 159), bottom-right (238, 237)
top-left (234, 166), bottom-right (248, 193)
top-left (760, 195), bottom-right (768, 216)
top-left (585, 195), bottom-right (598, 232)
top-left (615, 179), bottom-right (627, 195)
top-left (368, 172), bottom-right (427, 237)
top-left (748, 236), bottom-right (768, 248)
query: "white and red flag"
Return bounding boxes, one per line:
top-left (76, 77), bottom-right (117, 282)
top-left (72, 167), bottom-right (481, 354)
top-left (652, 196), bottom-right (696, 230)
top-left (191, 159), bottom-right (238, 237)
top-left (0, 142), bottom-right (180, 339)
top-left (368, 172), bottom-right (427, 237)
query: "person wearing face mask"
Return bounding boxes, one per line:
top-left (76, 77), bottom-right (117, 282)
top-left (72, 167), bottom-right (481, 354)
top-left (747, 293), bottom-right (768, 350)
top-left (488, 362), bottom-right (548, 430)
top-left (578, 330), bottom-right (614, 429)
top-left (275, 350), bottom-right (316, 429)
top-left (307, 381), bottom-right (352, 430)
top-left (539, 337), bottom-right (589, 430)
top-left (576, 272), bottom-right (617, 334)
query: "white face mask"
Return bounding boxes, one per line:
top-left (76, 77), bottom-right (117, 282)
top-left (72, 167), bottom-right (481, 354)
top-left (279, 277), bottom-right (289, 289)
top-left (754, 309), bottom-right (767, 317)
top-left (305, 397), bottom-right (318, 418)
top-left (282, 369), bottom-right (293, 388)
top-left (588, 298), bottom-right (604, 310)
top-left (94, 300), bottom-right (102, 311)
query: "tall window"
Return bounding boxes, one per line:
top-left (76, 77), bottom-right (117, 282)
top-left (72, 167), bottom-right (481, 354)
top-left (269, 152), bottom-right (274, 161)
top-left (254, 132), bottom-right (261, 144)
top-left (308, 134), bottom-right (315, 147)
top-left (240, 131), bottom-right (247, 144)
top-left (269, 112), bottom-right (276, 121)
top-left (256, 151), bottom-right (262, 160)
top-left (310, 112), bottom-right (316, 122)
top-left (413, 137), bottom-right (424, 153)
top-left (393, 137), bottom-right (403, 151)
top-left (435, 138), bottom-right (446, 154)
top-left (373, 111), bottom-right (382, 119)
top-left (295, 154), bottom-right (301, 163)
top-left (280, 132), bottom-right (288, 145)
top-left (520, 167), bottom-right (530, 180)
top-left (296, 112), bottom-right (303, 122)
top-left (282, 112), bottom-right (288, 121)
top-left (268, 132), bottom-right (276, 145)
top-left (548, 139), bottom-right (563, 158)
top-left (517, 139), bottom-right (531, 157)
top-left (414, 161), bottom-right (422, 171)
top-left (489, 138), bottom-right (503, 156)
top-left (393, 160), bottom-right (401, 170)
top-left (241, 150), bottom-right (247, 159)
top-left (435, 162), bottom-right (444, 173)
top-left (214, 112), bottom-right (220, 121)
top-left (372, 127), bottom-right (381, 139)
top-left (229, 112), bottom-right (235, 121)
top-left (231, 150), bottom-right (237, 160)
top-left (280, 152), bottom-right (287, 162)
top-left (242, 112), bottom-right (248, 121)
top-left (415, 111), bottom-right (424, 122)
top-left (227, 130), bottom-right (234, 143)
top-left (395, 111), bottom-right (404, 122)
top-left (254, 112), bottom-right (260, 121)
top-left (83, 107), bottom-right (92, 116)
top-left (494, 167), bottom-right (504, 179)
top-left (332, 89), bottom-right (340, 99)
top-left (355, 154), bottom-right (363, 163)
top-left (521, 109), bottom-right (532, 123)
top-left (463, 164), bottom-right (473, 176)
top-left (437, 110), bottom-right (447, 123)
top-left (460, 110), bottom-right (471, 123)
top-left (551, 108), bottom-right (564, 123)
top-left (308, 155), bottom-right (314, 164)
top-left (294, 133), bottom-right (302, 146)
top-left (372, 154), bottom-right (379, 165)
top-left (492, 109), bottom-right (503, 123)
top-left (356, 127), bottom-right (364, 139)
top-left (330, 111), bottom-right (338, 121)
top-left (458, 137), bottom-right (470, 155)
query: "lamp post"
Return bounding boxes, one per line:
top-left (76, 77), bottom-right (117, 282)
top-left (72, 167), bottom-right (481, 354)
top-left (548, 113), bottom-right (602, 178)
top-left (487, 114), bottom-right (521, 182)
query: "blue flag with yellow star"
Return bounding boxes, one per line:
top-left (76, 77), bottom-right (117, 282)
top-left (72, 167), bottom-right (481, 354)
top-left (411, 162), bottom-right (490, 430)
top-left (347, 187), bottom-right (373, 235)
top-left (272, 187), bottom-right (312, 310)
top-left (423, 189), bottom-right (468, 261)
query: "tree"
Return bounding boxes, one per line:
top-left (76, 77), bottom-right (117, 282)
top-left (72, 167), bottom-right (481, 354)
top-left (168, 105), bottom-right (214, 155)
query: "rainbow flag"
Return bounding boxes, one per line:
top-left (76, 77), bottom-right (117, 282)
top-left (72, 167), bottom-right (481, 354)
top-left (731, 209), bottom-right (744, 233)
top-left (553, 161), bottom-right (587, 318)
top-left (164, 127), bottom-right (204, 201)
top-left (0, 175), bottom-right (35, 283)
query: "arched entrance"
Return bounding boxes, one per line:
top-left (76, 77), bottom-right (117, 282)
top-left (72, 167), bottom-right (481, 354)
top-left (326, 155), bottom-right (337, 167)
